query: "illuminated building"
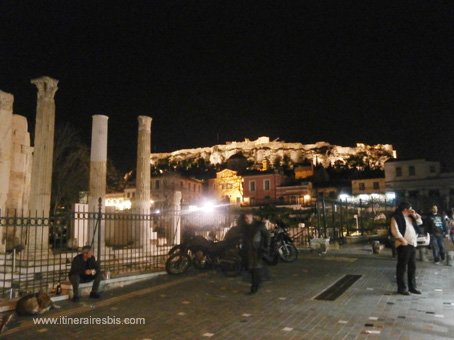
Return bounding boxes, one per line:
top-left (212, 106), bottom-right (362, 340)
top-left (208, 169), bottom-right (243, 205)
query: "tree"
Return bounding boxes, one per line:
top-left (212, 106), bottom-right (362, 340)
top-left (51, 123), bottom-right (126, 213)
top-left (51, 123), bottom-right (90, 214)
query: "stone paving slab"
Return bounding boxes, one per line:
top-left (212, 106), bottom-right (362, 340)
top-left (2, 246), bottom-right (453, 339)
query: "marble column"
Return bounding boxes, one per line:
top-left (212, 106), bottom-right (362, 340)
top-left (134, 116), bottom-right (152, 212)
top-left (0, 91), bottom-right (13, 253)
top-left (0, 91), bottom-right (13, 215)
top-left (88, 115), bottom-right (108, 252)
top-left (169, 191), bottom-right (182, 245)
top-left (133, 116), bottom-right (152, 247)
top-left (29, 76), bottom-right (58, 217)
top-left (7, 115), bottom-right (32, 212)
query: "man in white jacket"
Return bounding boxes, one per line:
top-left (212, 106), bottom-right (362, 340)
top-left (390, 201), bottom-right (423, 295)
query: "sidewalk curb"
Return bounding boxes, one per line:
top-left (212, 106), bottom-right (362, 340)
top-left (1, 274), bottom-right (204, 336)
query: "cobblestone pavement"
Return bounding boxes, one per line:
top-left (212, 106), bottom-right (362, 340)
top-left (2, 245), bottom-right (454, 340)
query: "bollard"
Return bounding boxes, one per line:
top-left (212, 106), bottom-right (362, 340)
top-left (447, 251), bottom-right (454, 267)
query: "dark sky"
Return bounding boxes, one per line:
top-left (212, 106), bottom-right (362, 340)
top-left (1, 1), bottom-right (453, 171)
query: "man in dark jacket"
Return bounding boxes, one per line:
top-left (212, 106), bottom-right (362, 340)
top-left (389, 201), bottom-right (423, 295)
top-left (426, 205), bottom-right (448, 264)
top-left (239, 214), bottom-right (270, 294)
top-left (69, 245), bottom-right (101, 302)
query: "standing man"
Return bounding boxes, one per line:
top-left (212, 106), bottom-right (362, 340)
top-left (239, 214), bottom-right (270, 294)
top-left (390, 201), bottom-right (423, 295)
top-left (69, 245), bottom-right (101, 302)
top-left (426, 205), bottom-right (448, 264)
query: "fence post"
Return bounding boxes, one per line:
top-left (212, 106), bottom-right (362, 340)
top-left (322, 199), bottom-right (327, 238)
top-left (359, 199), bottom-right (364, 236)
top-left (97, 197), bottom-right (102, 264)
top-left (332, 201), bottom-right (336, 240)
top-left (339, 200), bottom-right (344, 238)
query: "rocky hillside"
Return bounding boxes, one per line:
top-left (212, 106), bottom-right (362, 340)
top-left (150, 137), bottom-right (396, 170)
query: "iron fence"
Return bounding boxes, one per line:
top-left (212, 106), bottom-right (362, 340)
top-left (0, 202), bottom-right (314, 299)
top-left (314, 198), bottom-right (396, 240)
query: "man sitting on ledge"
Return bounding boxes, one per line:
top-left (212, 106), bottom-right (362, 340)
top-left (69, 245), bottom-right (101, 302)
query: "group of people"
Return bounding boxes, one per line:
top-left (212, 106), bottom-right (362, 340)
top-left (389, 202), bottom-right (453, 296)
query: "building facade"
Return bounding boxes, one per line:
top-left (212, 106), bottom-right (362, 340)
top-left (384, 159), bottom-right (454, 211)
top-left (276, 182), bottom-right (313, 205)
top-left (150, 172), bottom-right (203, 206)
top-left (242, 172), bottom-right (285, 206)
top-left (106, 173), bottom-right (203, 211)
top-left (208, 169), bottom-right (243, 205)
top-left (351, 178), bottom-right (386, 195)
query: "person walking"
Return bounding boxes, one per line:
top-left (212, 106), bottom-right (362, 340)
top-left (389, 201), bottom-right (423, 295)
top-left (239, 213), bottom-right (270, 294)
top-left (426, 205), bottom-right (448, 264)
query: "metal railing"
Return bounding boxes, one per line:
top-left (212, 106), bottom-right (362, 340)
top-left (0, 202), bottom-right (239, 299)
top-left (0, 202), bottom-right (317, 298)
top-left (314, 198), bottom-right (395, 240)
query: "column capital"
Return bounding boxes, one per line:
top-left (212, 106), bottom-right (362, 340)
top-left (31, 76), bottom-right (59, 99)
top-left (138, 116), bottom-right (152, 131)
top-left (0, 90), bottom-right (14, 111)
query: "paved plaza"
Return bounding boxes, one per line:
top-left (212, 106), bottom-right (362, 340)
top-left (2, 245), bottom-right (454, 340)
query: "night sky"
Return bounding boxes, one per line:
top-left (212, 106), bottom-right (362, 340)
top-left (1, 1), bottom-right (453, 171)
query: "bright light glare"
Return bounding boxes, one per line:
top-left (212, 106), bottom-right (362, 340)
top-left (385, 192), bottom-right (396, 200)
top-left (358, 194), bottom-right (369, 201)
top-left (339, 194), bottom-right (350, 201)
top-left (201, 201), bottom-right (216, 213)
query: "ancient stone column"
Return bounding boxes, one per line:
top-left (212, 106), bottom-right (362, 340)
top-left (7, 115), bottom-right (32, 212)
top-left (29, 76), bottom-right (58, 217)
top-left (133, 116), bottom-right (152, 247)
top-left (0, 91), bottom-right (13, 253)
top-left (0, 91), bottom-right (13, 215)
top-left (88, 115), bottom-right (108, 252)
top-left (169, 191), bottom-right (182, 245)
top-left (134, 116), bottom-right (152, 212)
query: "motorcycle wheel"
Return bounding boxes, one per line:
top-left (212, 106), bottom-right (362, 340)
top-left (192, 250), bottom-right (209, 270)
top-left (165, 253), bottom-right (191, 275)
top-left (220, 255), bottom-right (243, 277)
top-left (278, 243), bottom-right (298, 262)
top-left (168, 245), bottom-right (182, 255)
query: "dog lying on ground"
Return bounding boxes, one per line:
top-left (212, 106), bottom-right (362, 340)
top-left (1, 290), bottom-right (60, 333)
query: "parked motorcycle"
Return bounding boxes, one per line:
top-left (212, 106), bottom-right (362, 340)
top-left (165, 230), bottom-right (242, 276)
top-left (266, 222), bottom-right (298, 263)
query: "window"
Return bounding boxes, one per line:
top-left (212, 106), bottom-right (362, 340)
top-left (450, 188), bottom-right (454, 196)
top-left (373, 182), bottom-right (379, 190)
top-left (155, 180), bottom-right (160, 189)
top-left (249, 180), bottom-right (256, 192)
top-left (396, 167), bottom-right (402, 177)
top-left (264, 179), bottom-right (270, 191)
top-left (430, 165), bottom-right (436, 173)
top-left (359, 183), bottom-right (365, 191)
top-left (409, 166), bottom-right (415, 176)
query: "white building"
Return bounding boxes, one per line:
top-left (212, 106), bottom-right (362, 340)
top-left (384, 159), bottom-right (454, 211)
